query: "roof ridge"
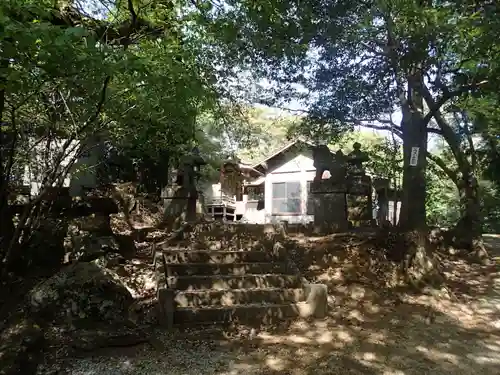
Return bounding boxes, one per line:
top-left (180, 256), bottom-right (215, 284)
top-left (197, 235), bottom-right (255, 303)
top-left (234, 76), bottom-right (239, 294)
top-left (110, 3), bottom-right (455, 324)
top-left (251, 137), bottom-right (315, 168)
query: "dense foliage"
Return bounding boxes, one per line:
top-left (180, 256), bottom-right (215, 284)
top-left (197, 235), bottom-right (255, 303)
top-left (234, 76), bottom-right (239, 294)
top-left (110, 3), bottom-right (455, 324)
top-left (1, 0), bottom-right (499, 272)
top-left (0, 0), bottom-right (257, 269)
top-left (201, 0), bottom-right (500, 246)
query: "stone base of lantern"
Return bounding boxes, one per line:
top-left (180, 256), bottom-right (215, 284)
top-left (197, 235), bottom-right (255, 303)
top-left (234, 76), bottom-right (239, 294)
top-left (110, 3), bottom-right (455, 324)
top-left (347, 194), bottom-right (373, 227)
top-left (162, 186), bottom-right (205, 230)
top-left (312, 193), bottom-right (349, 234)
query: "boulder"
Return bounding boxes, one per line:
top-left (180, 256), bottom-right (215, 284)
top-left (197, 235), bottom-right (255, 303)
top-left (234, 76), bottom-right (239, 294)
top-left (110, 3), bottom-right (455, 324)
top-left (64, 215), bottom-right (136, 261)
top-left (93, 252), bottom-right (126, 269)
top-left (28, 262), bottom-right (133, 325)
top-left (297, 284), bottom-right (328, 319)
top-left (0, 317), bottom-right (44, 375)
top-left (65, 232), bottom-right (121, 262)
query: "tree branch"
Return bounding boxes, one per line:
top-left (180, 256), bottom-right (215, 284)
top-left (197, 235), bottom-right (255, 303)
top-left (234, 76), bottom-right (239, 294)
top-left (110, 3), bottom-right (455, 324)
top-left (360, 42), bottom-right (388, 57)
top-left (352, 122), bottom-right (403, 138)
top-left (418, 83), bottom-right (466, 170)
top-left (426, 151), bottom-right (458, 183)
top-left (422, 80), bottom-right (489, 126)
top-left (6, 4), bottom-right (163, 47)
top-left (459, 110), bottom-right (477, 170)
top-left (128, 0), bottom-right (138, 26)
top-left (274, 106), bottom-right (310, 115)
top-left (85, 76), bottom-right (111, 129)
top-left (427, 127), bottom-right (443, 135)
top-left (58, 90), bottom-right (78, 130)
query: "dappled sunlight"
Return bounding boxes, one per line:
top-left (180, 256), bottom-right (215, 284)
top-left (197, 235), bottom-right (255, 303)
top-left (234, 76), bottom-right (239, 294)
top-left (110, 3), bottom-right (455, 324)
top-left (63, 297), bottom-right (500, 374)
top-left (265, 355), bottom-right (290, 371)
top-left (256, 320), bottom-right (356, 348)
top-left (211, 246), bottom-right (500, 375)
top-left (415, 345), bottom-right (461, 365)
top-left (57, 233), bottom-right (500, 374)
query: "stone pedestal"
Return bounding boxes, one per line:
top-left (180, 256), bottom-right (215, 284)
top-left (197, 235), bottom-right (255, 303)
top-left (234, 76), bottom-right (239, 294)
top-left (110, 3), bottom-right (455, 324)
top-left (373, 178), bottom-right (390, 225)
top-left (162, 185), bottom-right (204, 229)
top-left (311, 179), bottom-right (348, 234)
top-left (346, 174), bottom-right (372, 228)
top-left (347, 194), bottom-right (372, 227)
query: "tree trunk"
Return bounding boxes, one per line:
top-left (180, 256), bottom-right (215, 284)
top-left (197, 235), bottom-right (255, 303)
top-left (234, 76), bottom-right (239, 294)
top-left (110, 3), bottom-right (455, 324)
top-left (0, 79), bottom-right (14, 259)
top-left (453, 173), bottom-right (488, 262)
top-left (399, 103), bottom-right (428, 231)
top-left (403, 230), bottom-right (443, 288)
top-left (0, 196), bottom-right (14, 258)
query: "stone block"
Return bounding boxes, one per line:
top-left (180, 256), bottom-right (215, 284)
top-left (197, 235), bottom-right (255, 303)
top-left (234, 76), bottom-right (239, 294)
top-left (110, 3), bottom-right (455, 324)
top-left (310, 179), bottom-right (346, 194)
top-left (157, 288), bottom-right (174, 329)
top-left (313, 193), bottom-right (348, 233)
top-left (298, 283), bottom-right (328, 319)
top-left (347, 194), bottom-right (372, 223)
top-left (347, 175), bottom-right (372, 195)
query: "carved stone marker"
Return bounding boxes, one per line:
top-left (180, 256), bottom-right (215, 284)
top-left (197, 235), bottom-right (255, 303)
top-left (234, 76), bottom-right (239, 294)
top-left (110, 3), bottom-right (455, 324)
top-left (310, 146), bottom-right (348, 233)
top-left (346, 143), bottom-right (373, 226)
top-left (220, 157), bottom-right (245, 199)
top-left (162, 147), bottom-right (206, 229)
top-left (373, 177), bottom-right (390, 225)
top-left (310, 143), bottom-right (374, 233)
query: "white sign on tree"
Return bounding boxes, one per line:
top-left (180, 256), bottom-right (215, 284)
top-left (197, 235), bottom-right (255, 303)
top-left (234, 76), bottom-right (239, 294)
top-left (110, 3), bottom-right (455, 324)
top-left (409, 147), bottom-right (419, 166)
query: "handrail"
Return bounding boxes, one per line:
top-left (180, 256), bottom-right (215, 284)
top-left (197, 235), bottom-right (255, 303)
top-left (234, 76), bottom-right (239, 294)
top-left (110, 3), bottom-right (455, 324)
top-left (208, 195), bottom-right (236, 206)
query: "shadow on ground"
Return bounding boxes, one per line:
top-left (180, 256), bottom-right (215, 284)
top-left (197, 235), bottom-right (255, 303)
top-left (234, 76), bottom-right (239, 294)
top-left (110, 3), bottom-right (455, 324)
top-left (227, 234), bottom-right (500, 374)
top-left (484, 234), bottom-right (500, 255)
top-left (58, 233), bottom-right (500, 375)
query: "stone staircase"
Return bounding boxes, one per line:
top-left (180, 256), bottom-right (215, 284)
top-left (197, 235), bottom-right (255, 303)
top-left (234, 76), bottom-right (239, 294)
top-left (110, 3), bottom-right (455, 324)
top-left (154, 223), bottom-right (326, 327)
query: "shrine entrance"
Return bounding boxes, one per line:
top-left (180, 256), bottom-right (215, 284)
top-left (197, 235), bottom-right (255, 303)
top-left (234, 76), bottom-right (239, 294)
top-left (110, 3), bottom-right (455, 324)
top-left (206, 157), bottom-right (263, 222)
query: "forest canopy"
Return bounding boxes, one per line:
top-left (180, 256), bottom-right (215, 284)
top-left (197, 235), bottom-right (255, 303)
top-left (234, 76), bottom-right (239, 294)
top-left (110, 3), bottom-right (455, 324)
top-left (1, 0), bottom-right (500, 271)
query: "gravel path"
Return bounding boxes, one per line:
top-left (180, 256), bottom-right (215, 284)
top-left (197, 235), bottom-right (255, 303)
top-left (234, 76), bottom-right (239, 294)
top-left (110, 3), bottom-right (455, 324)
top-left (42, 236), bottom-right (500, 375)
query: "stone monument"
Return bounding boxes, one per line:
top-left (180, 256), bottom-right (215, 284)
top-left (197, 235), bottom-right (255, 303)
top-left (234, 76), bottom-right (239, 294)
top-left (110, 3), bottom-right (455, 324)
top-left (373, 177), bottom-right (390, 226)
top-left (162, 147), bottom-right (206, 228)
top-left (310, 142), bottom-right (374, 233)
top-left (346, 142), bottom-right (373, 227)
top-left (220, 156), bottom-right (245, 200)
top-left (310, 146), bottom-right (349, 233)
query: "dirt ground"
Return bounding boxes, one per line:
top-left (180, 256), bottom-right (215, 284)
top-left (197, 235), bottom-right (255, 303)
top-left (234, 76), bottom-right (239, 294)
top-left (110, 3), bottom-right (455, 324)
top-left (40, 234), bottom-right (500, 375)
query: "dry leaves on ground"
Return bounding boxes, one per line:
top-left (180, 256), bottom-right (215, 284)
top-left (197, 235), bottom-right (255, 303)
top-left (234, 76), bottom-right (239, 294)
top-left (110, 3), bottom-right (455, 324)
top-left (47, 234), bottom-right (500, 375)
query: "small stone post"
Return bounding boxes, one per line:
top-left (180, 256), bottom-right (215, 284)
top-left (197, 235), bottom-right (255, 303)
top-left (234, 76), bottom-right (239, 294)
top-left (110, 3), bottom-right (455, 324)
top-left (346, 143), bottom-right (373, 227)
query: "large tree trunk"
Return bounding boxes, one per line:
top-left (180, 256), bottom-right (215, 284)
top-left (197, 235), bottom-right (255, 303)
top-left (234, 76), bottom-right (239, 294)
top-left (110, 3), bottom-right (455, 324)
top-left (0, 184), bottom-right (14, 260)
top-left (399, 91), bottom-right (428, 231)
top-left (0, 80), bottom-right (14, 259)
top-left (453, 172), bottom-right (488, 262)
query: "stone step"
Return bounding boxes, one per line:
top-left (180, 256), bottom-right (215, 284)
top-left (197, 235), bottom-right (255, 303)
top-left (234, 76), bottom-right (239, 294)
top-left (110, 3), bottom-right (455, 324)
top-left (162, 250), bottom-right (278, 264)
top-left (183, 223), bottom-right (282, 239)
top-left (169, 240), bottom-right (271, 252)
top-left (174, 287), bottom-right (306, 308)
top-left (188, 240), bottom-right (268, 251)
top-left (166, 274), bottom-right (301, 290)
top-left (174, 303), bottom-right (302, 325)
top-left (165, 262), bottom-right (289, 276)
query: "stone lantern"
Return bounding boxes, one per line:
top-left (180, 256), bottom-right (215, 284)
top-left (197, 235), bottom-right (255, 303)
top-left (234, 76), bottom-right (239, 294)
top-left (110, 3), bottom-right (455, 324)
top-left (346, 142), bottom-right (373, 227)
top-left (162, 146), bottom-right (207, 228)
top-left (180, 146), bottom-right (206, 193)
top-left (220, 155), bottom-right (244, 199)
